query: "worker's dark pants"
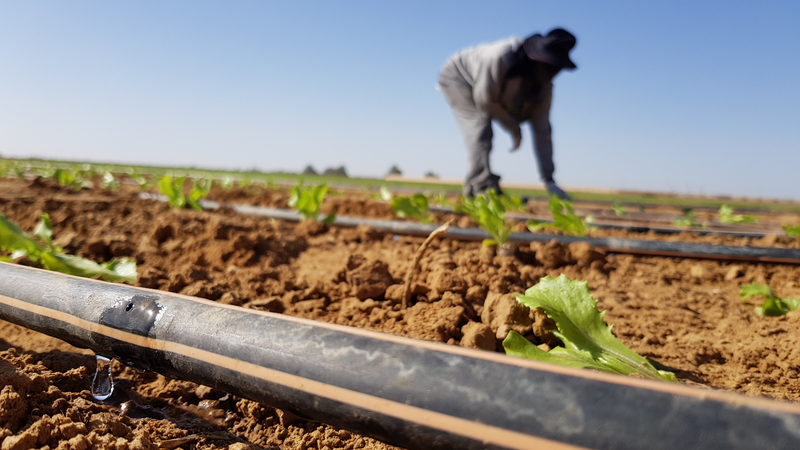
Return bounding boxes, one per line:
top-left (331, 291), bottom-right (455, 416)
top-left (438, 73), bottom-right (502, 197)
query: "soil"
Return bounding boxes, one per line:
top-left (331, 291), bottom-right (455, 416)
top-left (2, 177), bottom-right (800, 449)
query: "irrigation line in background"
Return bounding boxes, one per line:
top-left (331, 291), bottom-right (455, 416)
top-left (427, 206), bottom-right (774, 238)
top-left (3, 263), bottom-right (800, 450)
top-left (215, 202), bottom-right (800, 264)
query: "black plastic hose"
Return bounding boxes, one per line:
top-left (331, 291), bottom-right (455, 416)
top-left (2, 262), bottom-right (800, 449)
top-left (221, 202), bottom-right (800, 264)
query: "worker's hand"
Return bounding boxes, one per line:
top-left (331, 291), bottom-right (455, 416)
top-left (509, 126), bottom-right (522, 152)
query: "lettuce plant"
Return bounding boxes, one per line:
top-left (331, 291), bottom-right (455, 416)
top-left (455, 189), bottom-right (512, 247)
top-left (719, 204), bottom-right (757, 224)
top-left (0, 213), bottom-right (137, 282)
top-left (611, 203), bottom-right (627, 216)
top-left (391, 194), bottom-right (434, 224)
top-left (504, 275), bottom-right (675, 382)
top-left (158, 176), bottom-right (211, 211)
top-left (288, 183), bottom-right (336, 222)
top-left (782, 225), bottom-right (800, 237)
top-left (740, 283), bottom-right (800, 316)
top-left (53, 169), bottom-right (84, 190)
top-left (673, 209), bottom-right (706, 228)
top-left (528, 196), bottom-right (588, 236)
top-left (187, 178), bottom-right (211, 211)
top-left (101, 172), bottom-right (120, 190)
top-left (159, 175), bottom-right (187, 209)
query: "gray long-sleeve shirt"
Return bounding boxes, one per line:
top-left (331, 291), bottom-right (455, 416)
top-left (439, 37), bottom-right (555, 180)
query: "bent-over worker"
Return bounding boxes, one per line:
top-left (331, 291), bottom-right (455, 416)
top-left (438, 28), bottom-right (577, 199)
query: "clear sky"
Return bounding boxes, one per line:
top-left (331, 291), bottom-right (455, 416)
top-left (1, 1), bottom-right (798, 199)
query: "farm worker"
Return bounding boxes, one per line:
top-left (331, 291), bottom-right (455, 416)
top-left (438, 28), bottom-right (577, 199)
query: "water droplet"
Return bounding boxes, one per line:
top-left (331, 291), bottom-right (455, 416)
top-left (92, 355), bottom-right (114, 401)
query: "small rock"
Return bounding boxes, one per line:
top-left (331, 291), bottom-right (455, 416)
top-left (481, 292), bottom-right (532, 340)
top-left (568, 242), bottom-right (605, 267)
top-left (535, 240), bottom-right (573, 269)
top-left (725, 265), bottom-right (744, 281)
top-left (465, 285), bottom-right (487, 303)
top-left (460, 322), bottom-right (497, 351)
top-left (690, 265), bottom-right (707, 280)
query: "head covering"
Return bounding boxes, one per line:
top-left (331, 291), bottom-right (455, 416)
top-left (522, 28), bottom-right (577, 70)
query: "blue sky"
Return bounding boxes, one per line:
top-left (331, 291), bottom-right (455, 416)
top-left (1, 1), bottom-right (798, 199)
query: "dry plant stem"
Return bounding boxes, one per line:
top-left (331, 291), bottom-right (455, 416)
top-left (401, 220), bottom-right (453, 309)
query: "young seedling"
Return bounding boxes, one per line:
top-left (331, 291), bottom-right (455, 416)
top-left (0, 213), bottom-right (137, 282)
top-left (391, 194), bottom-right (434, 224)
top-left (187, 178), bottom-right (211, 211)
top-left (455, 189), bottom-right (512, 248)
top-left (370, 186), bottom-right (393, 202)
top-left (782, 225), bottom-right (800, 237)
top-left (611, 203), bottom-right (628, 216)
top-left (673, 209), bottom-right (707, 228)
top-left (131, 174), bottom-right (149, 188)
top-left (53, 169), bottom-right (84, 190)
top-left (740, 283), bottom-right (800, 316)
top-left (528, 195), bottom-right (588, 236)
top-left (430, 192), bottom-right (453, 208)
top-left (101, 172), bottom-right (120, 190)
top-left (159, 175), bottom-right (187, 209)
top-left (288, 183), bottom-right (336, 223)
top-left (219, 177), bottom-right (235, 189)
top-left (719, 204), bottom-right (757, 224)
top-left (503, 275), bottom-right (675, 382)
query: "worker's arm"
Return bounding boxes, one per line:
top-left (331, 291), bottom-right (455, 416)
top-left (529, 83), bottom-right (555, 182)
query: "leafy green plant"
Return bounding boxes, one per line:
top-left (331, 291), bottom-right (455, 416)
top-left (455, 189), bottom-right (512, 247)
top-left (219, 177), bottom-right (235, 189)
top-left (528, 196), bottom-right (588, 236)
top-left (0, 213), bottom-right (137, 282)
top-left (53, 169), bottom-right (84, 190)
top-left (288, 183), bottom-right (335, 222)
top-left (740, 283), bottom-right (800, 316)
top-left (131, 174), bottom-right (149, 188)
top-left (159, 176), bottom-right (187, 209)
top-left (503, 275), bottom-right (675, 382)
top-left (370, 186), bottom-right (393, 202)
top-left (673, 209), bottom-right (706, 228)
top-left (719, 204), bottom-right (757, 224)
top-left (391, 194), bottom-right (434, 224)
top-left (782, 225), bottom-right (800, 237)
top-left (430, 192), bottom-right (453, 208)
top-left (611, 203), bottom-right (628, 216)
top-left (187, 178), bottom-right (211, 211)
top-left (101, 172), bottom-right (119, 190)
top-left (500, 194), bottom-right (525, 212)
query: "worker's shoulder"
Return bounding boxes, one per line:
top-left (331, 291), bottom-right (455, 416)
top-left (467, 36), bottom-right (523, 56)
top-left (459, 37), bottom-right (523, 56)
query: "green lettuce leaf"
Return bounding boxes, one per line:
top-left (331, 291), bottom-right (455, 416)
top-left (0, 214), bottom-right (46, 259)
top-left (391, 194), bottom-right (433, 224)
top-left (528, 196), bottom-right (587, 236)
top-left (159, 175), bottom-right (187, 209)
top-left (783, 225), bottom-right (800, 237)
top-left (288, 183), bottom-right (330, 221)
top-left (1, 213), bottom-right (138, 283)
top-left (455, 190), bottom-right (512, 246)
top-left (719, 204), bottom-right (757, 224)
top-left (740, 283), bottom-right (800, 316)
top-left (503, 275), bottom-right (675, 382)
top-left (41, 253), bottom-right (138, 283)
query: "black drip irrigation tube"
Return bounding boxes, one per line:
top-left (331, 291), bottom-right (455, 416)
top-left (211, 201), bottom-right (800, 265)
top-left (427, 206), bottom-right (774, 238)
top-left (3, 262), bottom-right (800, 450)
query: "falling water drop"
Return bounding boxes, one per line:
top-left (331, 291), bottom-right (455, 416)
top-left (91, 355), bottom-right (114, 401)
